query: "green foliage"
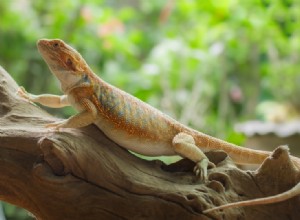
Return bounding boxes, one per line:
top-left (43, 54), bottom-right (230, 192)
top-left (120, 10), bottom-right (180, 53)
top-left (0, 0), bottom-right (299, 216)
top-left (3, 202), bottom-right (32, 220)
top-left (1, 0), bottom-right (299, 131)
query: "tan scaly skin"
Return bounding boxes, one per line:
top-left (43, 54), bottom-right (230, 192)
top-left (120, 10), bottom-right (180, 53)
top-left (17, 39), bottom-right (300, 213)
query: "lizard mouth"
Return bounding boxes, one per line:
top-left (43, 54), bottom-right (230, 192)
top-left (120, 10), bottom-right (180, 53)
top-left (36, 39), bottom-right (61, 68)
top-left (37, 39), bottom-right (50, 57)
top-left (36, 39), bottom-right (51, 55)
top-left (37, 39), bottom-right (50, 50)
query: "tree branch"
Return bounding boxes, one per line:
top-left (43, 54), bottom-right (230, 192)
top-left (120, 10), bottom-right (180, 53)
top-left (0, 66), bottom-right (299, 220)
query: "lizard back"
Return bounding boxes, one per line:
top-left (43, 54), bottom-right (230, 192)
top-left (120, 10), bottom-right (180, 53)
top-left (70, 76), bottom-right (182, 156)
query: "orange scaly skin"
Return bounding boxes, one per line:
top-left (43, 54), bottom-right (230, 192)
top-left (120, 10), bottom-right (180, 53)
top-left (18, 39), bottom-right (300, 214)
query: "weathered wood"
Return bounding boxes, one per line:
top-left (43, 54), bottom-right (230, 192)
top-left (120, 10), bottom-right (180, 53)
top-left (0, 66), bottom-right (299, 220)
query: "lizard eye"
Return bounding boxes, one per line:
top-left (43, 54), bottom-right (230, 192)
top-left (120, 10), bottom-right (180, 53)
top-left (53, 43), bottom-right (59, 48)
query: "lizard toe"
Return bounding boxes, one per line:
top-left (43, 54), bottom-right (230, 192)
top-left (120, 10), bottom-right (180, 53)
top-left (194, 158), bottom-right (210, 181)
top-left (45, 120), bottom-right (66, 130)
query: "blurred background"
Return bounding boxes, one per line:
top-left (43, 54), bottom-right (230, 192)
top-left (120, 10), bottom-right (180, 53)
top-left (0, 0), bottom-right (300, 219)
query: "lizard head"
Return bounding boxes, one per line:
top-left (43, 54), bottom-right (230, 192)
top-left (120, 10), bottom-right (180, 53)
top-left (37, 39), bottom-right (92, 92)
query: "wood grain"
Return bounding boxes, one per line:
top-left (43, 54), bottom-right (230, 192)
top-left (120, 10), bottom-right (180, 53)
top-left (0, 66), bottom-right (299, 220)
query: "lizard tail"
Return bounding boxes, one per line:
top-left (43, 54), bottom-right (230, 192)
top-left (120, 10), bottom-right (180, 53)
top-left (195, 133), bottom-right (271, 165)
top-left (197, 133), bottom-right (300, 168)
top-left (203, 181), bottom-right (300, 214)
top-left (196, 136), bottom-right (300, 214)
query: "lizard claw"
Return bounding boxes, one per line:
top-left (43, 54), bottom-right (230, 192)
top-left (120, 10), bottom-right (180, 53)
top-left (17, 87), bottom-right (30, 100)
top-left (17, 87), bottom-right (37, 106)
top-left (194, 159), bottom-right (215, 181)
top-left (45, 120), bottom-right (67, 130)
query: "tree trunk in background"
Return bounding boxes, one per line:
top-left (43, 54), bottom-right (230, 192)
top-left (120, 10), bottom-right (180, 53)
top-left (0, 66), bottom-right (299, 220)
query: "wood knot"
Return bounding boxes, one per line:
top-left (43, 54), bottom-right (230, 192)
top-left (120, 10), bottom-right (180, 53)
top-left (38, 138), bottom-right (68, 176)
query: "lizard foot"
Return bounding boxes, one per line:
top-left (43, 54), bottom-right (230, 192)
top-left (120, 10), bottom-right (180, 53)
top-left (17, 87), bottom-right (30, 101)
top-left (17, 87), bottom-right (38, 106)
top-left (45, 120), bottom-right (67, 130)
top-left (194, 158), bottom-right (215, 181)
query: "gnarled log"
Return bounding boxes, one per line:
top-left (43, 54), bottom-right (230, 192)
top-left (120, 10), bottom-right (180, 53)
top-left (0, 66), bottom-right (299, 220)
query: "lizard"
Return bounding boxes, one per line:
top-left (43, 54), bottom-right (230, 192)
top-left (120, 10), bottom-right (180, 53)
top-left (18, 38), bottom-right (300, 213)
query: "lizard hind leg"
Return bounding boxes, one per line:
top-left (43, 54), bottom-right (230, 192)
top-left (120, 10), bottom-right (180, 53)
top-left (172, 132), bottom-right (215, 181)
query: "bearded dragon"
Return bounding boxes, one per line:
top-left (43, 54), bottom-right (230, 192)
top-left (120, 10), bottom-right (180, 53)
top-left (18, 39), bottom-right (300, 213)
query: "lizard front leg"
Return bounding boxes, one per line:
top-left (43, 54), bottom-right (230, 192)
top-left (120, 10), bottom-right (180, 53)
top-left (18, 87), bottom-right (97, 130)
top-left (172, 132), bottom-right (215, 181)
top-left (46, 98), bottom-right (98, 129)
top-left (18, 87), bottom-right (70, 108)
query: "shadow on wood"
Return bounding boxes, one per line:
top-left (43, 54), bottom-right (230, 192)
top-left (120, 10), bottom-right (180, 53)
top-left (0, 66), bottom-right (299, 220)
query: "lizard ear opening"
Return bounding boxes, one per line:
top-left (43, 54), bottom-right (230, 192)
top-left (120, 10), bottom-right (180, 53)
top-left (66, 58), bottom-right (73, 66)
top-left (66, 58), bottom-right (76, 71)
top-left (66, 58), bottom-right (85, 72)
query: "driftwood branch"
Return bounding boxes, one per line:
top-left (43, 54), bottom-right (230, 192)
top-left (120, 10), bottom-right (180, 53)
top-left (0, 66), bottom-right (299, 220)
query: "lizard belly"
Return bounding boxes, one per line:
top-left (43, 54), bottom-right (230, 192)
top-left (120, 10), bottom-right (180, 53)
top-left (93, 119), bottom-right (176, 156)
